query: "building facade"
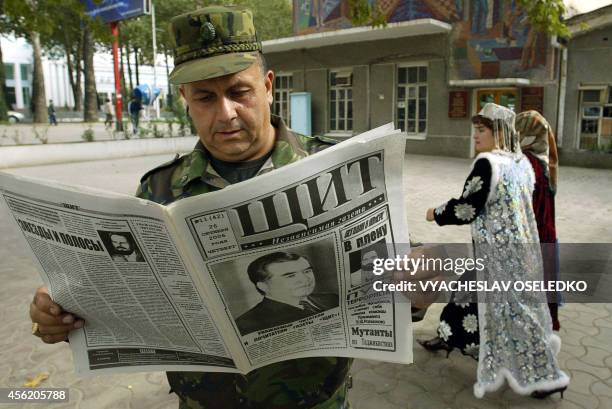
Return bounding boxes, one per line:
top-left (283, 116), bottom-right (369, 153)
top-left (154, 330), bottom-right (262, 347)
top-left (1, 35), bottom-right (169, 113)
top-left (262, 0), bottom-right (612, 167)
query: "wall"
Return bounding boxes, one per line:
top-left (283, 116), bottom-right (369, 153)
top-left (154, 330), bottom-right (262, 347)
top-left (266, 32), bottom-right (475, 157)
top-left (563, 26), bottom-right (612, 152)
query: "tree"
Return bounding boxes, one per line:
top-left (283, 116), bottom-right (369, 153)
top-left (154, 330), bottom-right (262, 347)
top-left (82, 22), bottom-right (97, 121)
top-left (348, 0), bottom-right (387, 27)
top-left (0, 0), bottom-right (10, 121)
top-left (516, 0), bottom-right (570, 38)
top-left (40, 1), bottom-right (87, 111)
top-left (3, 0), bottom-right (54, 123)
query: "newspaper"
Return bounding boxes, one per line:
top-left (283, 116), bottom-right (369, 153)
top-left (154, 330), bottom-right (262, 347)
top-left (0, 125), bottom-right (413, 375)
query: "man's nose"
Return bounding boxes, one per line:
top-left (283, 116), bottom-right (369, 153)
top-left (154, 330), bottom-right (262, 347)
top-left (216, 96), bottom-right (238, 122)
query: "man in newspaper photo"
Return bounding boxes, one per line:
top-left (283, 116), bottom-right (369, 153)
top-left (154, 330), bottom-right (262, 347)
top-left (28, 5), bottom-right (353, 409)
top-left (99, 231), bottom-right (145, 263)
top-left (236, 251), bottom-right (339, 335)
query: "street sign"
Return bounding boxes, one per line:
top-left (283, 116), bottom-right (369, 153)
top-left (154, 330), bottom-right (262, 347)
top-left (134, 84), bottom-right (161, 106)
top-left (82, 0), bottom-right (150, 24)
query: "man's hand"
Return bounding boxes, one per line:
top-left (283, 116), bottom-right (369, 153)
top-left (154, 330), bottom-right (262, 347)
top-left (29, 287), bottom-right (83, 344)
top-left (426, 208), bottom-right (435, 222)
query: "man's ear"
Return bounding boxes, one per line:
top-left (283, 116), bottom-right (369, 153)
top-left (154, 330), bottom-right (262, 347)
top-left (179, 84), bottom-right (186, 99)
top-left (265, 70), bottom-right (274, 106)
top-left (256, 281), bottom-right (268, 295)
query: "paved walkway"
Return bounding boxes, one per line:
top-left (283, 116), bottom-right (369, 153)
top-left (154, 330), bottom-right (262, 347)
top-left (1, 154), bottom-right (611, 409)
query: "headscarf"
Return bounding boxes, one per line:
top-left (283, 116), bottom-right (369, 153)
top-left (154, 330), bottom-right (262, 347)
top-left (515, 110), bottom-right (558, 193)
top-left (475, 103), bottom-right (521, 157)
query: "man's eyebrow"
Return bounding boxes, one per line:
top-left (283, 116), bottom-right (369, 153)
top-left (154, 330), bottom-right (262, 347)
top-left (190, 88), bottom-right (214, 96)
top-left (280, 268), bottom-right (312, 277)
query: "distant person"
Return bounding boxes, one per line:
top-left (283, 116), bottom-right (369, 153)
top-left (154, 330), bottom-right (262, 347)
top-left (235, 251), bottom-right (338, 335)
top-left (128, 96), bottom-right (142, 135)
top-left (47, 100), bottom-right (57, 126)
top-left (103, 98), bottom-right (114, 129)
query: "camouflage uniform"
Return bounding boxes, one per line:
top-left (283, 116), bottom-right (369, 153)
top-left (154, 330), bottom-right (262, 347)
top-left (141, 7), bottom-right (352, 407)
top-left (136, 116), bottom-right (352, 408)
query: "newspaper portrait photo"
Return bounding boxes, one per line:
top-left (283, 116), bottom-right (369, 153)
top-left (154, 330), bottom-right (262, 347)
top-left (98, 230), bottom-right (145, 263)
top-left (209, 238), bottom-right (341, 336)
top-left (348, 239), bottom-right (388, 288)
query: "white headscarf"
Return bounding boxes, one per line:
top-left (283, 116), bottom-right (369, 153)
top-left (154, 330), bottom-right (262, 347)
top-left (477, 103), bottom-right (521, 157)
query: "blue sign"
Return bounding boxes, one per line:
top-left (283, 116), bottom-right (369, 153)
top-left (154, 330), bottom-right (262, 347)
top-left (134, 84), bottom-right (161, 106)
top-left (82, 0), bottom-right (150, 24)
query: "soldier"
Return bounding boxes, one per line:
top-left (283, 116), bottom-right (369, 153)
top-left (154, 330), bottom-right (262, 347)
top-left (28, 5), bottom-right (351, 409)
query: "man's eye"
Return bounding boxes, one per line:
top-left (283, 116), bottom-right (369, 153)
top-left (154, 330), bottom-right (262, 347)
top-left (197, 95), bottom-right (213, 102)
top-left (231, 89), bottom-right (250, 97)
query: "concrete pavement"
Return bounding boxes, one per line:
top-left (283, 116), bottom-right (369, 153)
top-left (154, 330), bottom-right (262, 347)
top-left (1, 153), bottom-right (611, 409)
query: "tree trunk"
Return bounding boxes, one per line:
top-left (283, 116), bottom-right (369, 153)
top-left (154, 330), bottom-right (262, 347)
top-left (30, 31), bottom-right (47, 123)
top-left (62, 33), bottom-right (79, 112)
top-left (125, 45), bottom-right (133, 93)
top-left (83, 24), bottom-right (98, 122)
top-left (74, 32), bottom-right (83, 111)
top-left (134, 46), bottom-right (140, 85)
top-left (0, 42), bottom-right (8, 121)
top-left (163, 46), bottom-right (172, 107)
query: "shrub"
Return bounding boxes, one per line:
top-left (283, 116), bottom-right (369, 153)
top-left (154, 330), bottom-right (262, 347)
top-left (82, 127), bottom-right (95, 142)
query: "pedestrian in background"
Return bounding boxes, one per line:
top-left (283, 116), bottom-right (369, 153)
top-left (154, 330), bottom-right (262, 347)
top-left (103, 98), bottom-right (114, 129)
top-left (47, 100), bottom-right (58, 126)
top-left (128, 96), bottom-right (142, 136)
top-left (516, 110), bottom-right (561, 330)
top-left (423, 103), bottom-right (569, 399)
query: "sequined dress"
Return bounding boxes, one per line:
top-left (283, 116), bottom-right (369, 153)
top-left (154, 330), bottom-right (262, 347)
top-left (434, 152), bottom-right (569, 397)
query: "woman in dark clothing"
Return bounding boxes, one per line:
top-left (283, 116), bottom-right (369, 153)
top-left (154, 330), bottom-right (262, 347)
top-left (516, 110), bottom-right (561, 330)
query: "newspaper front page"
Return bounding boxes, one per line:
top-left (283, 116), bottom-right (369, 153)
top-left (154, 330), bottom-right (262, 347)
top-left (0, 125), bottom-right (413, 375)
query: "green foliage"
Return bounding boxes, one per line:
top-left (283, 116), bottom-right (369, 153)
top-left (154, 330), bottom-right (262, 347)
top-left (515, 0), bottom-right (570, 38)
top-left (152, 123), bottom-right (164, 138)
top-left (139, 126), bottom-right (151, 138)
top-left (171, 96), bottom-right (189, 134)
top-left (348, 0), bottom-right (387, 27)
top-left (81, 127), bottom-right (94, 142)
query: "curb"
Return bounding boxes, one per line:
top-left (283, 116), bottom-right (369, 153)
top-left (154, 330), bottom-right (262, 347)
top-left (0, 137), bottom-right (198, 169)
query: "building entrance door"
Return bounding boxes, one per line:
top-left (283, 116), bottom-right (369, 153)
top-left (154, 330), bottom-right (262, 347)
top-left (476, 89), bottom-right (518, 112)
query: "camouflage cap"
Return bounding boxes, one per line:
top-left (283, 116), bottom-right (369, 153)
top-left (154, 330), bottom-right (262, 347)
top-left (168, 6), bottom-right (262, 84)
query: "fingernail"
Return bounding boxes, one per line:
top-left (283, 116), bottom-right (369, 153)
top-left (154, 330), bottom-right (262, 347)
top-left (74, 320), bottom-right (84, 329)
top-left (62, 315), bottom-right (74, 324)
top-left (50, 306), bottom-right (60, 315)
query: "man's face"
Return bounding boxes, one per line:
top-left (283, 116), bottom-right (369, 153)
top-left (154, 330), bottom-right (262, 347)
top-left (110, 234), bottom-right (132, 255)
top-left (361, 250), bottom-right (379, 272)
top-left (180, 61), bottom-right (276, 162)
top-left (257, 258), bottom-right (316, 300)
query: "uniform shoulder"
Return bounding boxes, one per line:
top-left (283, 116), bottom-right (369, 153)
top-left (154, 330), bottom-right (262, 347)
top-left (293, 132), bottom-right (338, 154)
top-left (139, 153), bottom-right (184, 184)
top-left (136, 153), bottom-right (191, 202)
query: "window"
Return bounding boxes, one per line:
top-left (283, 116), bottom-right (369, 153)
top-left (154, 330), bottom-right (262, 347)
top-left (273, 73), bottom-right (292, 126)
top-left (329, 69), bottom-right (353, 132)
top-left (22, 87), bottom-right (31, 108)
top-left (5, 86), bottom-right (16, 108)
top-left (5, 63), bottom-right (14, 80)
top-left (396, 65), bottom-right (427, 135)
top-left (579, 87), bottom-right (612, 150)
top-left (20, 64), bottom-right (31, 82)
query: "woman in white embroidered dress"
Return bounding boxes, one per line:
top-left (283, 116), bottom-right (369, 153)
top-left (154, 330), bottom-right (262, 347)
top-left (423, 103), bottom-right (569, 399)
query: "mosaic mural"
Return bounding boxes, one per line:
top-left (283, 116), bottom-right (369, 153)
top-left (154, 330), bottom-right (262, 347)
top-left (293, 0), bottom-right (549, 80)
